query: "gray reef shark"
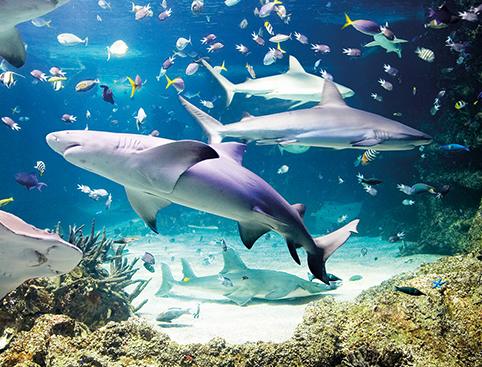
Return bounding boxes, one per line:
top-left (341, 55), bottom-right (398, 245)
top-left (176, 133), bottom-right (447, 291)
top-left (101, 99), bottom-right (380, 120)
top-left (46, 130), bottom-right (359, 283)
top-left (364, 32), bottom-right (408, 58)
top-left (0, 0), bottom-right (70, 68)
top-left (0, 210), bottom-right (82, 300)
top-left (180, 80), bottom-right (432, 151)
top-left (156, 247), bottom-right (341, 306)
top-left (201, 55), bottom-right (354, 108)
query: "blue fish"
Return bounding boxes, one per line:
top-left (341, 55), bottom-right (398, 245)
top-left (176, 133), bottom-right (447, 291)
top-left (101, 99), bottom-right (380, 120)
top-left (15, 172), bottom-right (47, 191)
top-left (440, 144), bottom-right (470, 152)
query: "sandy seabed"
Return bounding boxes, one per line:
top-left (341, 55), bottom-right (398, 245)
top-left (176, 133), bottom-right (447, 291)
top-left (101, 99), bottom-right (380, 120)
top-left (124, 231), bottom-right (440, 344)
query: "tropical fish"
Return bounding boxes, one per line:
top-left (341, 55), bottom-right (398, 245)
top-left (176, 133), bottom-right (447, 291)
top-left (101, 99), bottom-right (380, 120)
top-left (1, 116), bottom-right (20, 131)
top-left (158, 8), bottom-right (172, 21)
top-left (57, 33), bottom-right (88, 46)
top-left (107, 40), bottom-right (128, 61)
top-left (100, 85), bottom-right (115, 104)
top-left (402, 199), bottom-right (415, 206)
top-left (258, 0), bottom-right (283, 18)
top-left (343, 48), bottom-right (361, 57)
top-left (236, 44), bottom-right (249, 54)
top-left (31, 18), bottom-right (52, 27)
top-left (156, 304), bottom-right (200, 322)
top-left (342, 13), bottom-right (380, 35)
top-left (269, 33), bottom-right (291, 43)
top-left (134, 107), bottom-right (147, 130)
top-left (454, 100), bottom-right (466, 110)
top-left (61, 114), bottom-right (77, 123)
top-left (354, 149), bottom-right (378, 166)
top-left (34, 161), bottom-right (46, 176)
top-left (245, 63), bottom-right (256, 78)
top-left (75, 79), bottom-right (99, 92)
top-left (294, 32), bottom-right (308, 44)
top-left (165, 75), bottom-right (185, 93)
top-left (30, 69), bottom-right (48, 82)
top-left (127, 74), bottom-right (143, 98)
top-left (440, 144), bottom-right (470, 152)
top-left (15, 172), bottom-right (47, 191)
top-left (395, 286), bottom-right (425, 296)
top-left (311, 44), bottom-right (331, 53)
top-left (176, 36), bottom-right (191, 51)
top-left (0, 198), bottom-right (14, 208)
top-left (415, 47), bottom-right (435, 62)
top-left (264, 21), bottom-right (274, 35)
top-left (207, 42), bottom-right (224, 53)
top-left (277, 164), bottom-right (289, 174)
top-left (379, 79), bottom-right (393, 91)
top-left (185, 62), bottom-right (199, 76)
top-left (383, 64), bottom-right (399, 76)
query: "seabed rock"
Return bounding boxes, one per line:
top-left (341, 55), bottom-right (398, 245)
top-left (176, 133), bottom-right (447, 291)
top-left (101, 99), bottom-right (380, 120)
top-left (1, 249), bottom-right (480, 367)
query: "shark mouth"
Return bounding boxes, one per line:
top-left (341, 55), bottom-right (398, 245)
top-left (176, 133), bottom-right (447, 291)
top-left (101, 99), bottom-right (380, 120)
top-left (63, 144), bottom-right (82, 154)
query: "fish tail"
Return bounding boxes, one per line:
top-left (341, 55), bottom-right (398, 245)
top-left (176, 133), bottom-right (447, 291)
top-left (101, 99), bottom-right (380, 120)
top-left (127, 76), bottom-right (136, 98)
top-left (277, 42), bottom-right (286, 53)
top-left (342, 13), bottom-right (353, 29)
top-left (311, 219), bottom-right (359, 284)
top-left (155, 263), bottom-right (176, 297)
top-left (274, 0), bottom-right (282, 4)
top-left (84, 37), bottom-right (89, 46)
top-left (221, 61), bottom-right (227, 72)
top-left (106, 47), bottom-right (111, 61)
top-left (165, 75), bottom-right (173, 89)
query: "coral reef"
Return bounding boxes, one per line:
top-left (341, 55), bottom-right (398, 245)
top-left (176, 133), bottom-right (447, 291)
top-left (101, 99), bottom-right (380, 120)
top-left (1, 249), bottom-right (480, 367)
top-left (0, 222), bottom-right (150, 334)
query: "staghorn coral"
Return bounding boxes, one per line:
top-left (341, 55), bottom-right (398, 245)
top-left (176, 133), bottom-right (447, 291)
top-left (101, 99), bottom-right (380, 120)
top-left (1, 250), bottom-right (480, 367)
top-left (0, 222), bottom-right (150, 334)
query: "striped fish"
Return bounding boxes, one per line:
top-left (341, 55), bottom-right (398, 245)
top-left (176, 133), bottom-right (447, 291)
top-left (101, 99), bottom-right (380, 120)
top-left (354, 149), bottom-right (379, 167)
top-left (264, 21), bottom-right (274, 36)
top-left (34, 161), bottom-right (46, 176)
top-left (415, 47), bottom-right (435, 62)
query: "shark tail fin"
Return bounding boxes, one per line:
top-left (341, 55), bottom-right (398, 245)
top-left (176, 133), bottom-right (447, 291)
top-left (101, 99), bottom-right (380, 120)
top-left (201, 59), bottom-right (236, 106)
top-left (181, 258), bottom-right (197, 281)
top-left (342, 13), bottom-right (353, 30)
top-left (310, 219), bottom-right (359, 284)
top-left (179, 96), bottom-right (224, 144)
top-left (156, 263), bottom-right (176, 296)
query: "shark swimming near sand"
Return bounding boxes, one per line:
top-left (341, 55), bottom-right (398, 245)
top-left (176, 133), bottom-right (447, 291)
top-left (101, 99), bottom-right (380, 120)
top-left (201, 55), bottom-right (354, 108)
top-left (156, 247), bottom-right (341, 306)
top-left (0, 210), bottom-right (82, 300)
top-left (0, 0), bottom-right (70, 68)
top-left (46, 130), bottom-right (359, 283)
top-left (180, 80), bottom-right (432, 151)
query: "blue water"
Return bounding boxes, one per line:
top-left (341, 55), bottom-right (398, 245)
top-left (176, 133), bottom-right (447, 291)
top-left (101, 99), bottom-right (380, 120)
top-left (0, 0), bottom-right (452, 238)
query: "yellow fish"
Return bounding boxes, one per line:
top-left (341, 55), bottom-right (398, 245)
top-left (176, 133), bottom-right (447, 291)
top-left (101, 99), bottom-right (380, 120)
top-left (182, 277), bottom-right (190, 283)
top-left (213, 61), bottom-right (227, 73)
top-left (264, 21), bottom-right (274, 35)
top-left (455, 100), bottom-right (466, 110)
top-left (277, 42), bottom-right (286, 54)
top-left (48, 76), bottom-right (67, 83)
top-left (0, 197), bottom-right (14, 207)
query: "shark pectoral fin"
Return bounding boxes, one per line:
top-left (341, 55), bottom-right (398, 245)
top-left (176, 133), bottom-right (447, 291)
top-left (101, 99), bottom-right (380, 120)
top-left (0, 27), bottom-right (26, 68)
top-left (211, 142), bottom-right (246, 165)
top-left (238, 222), bottom-right (270, 249)
top-left (351, 138), bottom-right (383, 147)
top-left (221, 247), bottom-right (248, 274)
top-left (224, 288), bottom-right (256, 306)
top-left (265, 287), bottom-right (293, 300)
top-left (136, 140), bottom-right (219, 193)
top-left (364, 40), bottom-right (380, 48)
top-left (392, 38), bottom-right (408, 43)
top-left (125, 188), bottom-right (171, 233)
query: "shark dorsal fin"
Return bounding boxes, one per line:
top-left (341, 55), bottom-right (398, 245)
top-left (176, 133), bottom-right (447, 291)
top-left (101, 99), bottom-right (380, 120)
top-left (211, 142), bottom-right (246, 165)
top-left (181, 258), bottom-right (197, 279)
top-left (318, 80), bottom-right (347, 108)
top-left (136, 140), bottom-right (219, 193)
top-left (288, 56), bottom-right (306, 74)
top-left (221, 247), bottom-right (248, 274)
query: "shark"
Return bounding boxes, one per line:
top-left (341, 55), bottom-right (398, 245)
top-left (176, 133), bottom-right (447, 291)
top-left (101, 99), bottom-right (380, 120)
top-left (364, 32), bottom-right (408, 58)
top-left (0, 210), bottom-right (82, 300)
top-left (46, 130), bottom-right (359, 283)
top-left (0, 0), bottom-right (70, 68)
top-left (156, 247), bottom-right (341, 306)
top-left (201, 55), bottom-right (354, 108)
top-left (179, 80), bottom-right (432, 151)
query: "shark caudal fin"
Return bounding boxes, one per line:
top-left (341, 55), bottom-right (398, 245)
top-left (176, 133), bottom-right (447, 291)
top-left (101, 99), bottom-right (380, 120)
top-left (179, 96), bottom-right (224, 144)
top-left (156, 263), bottom-right (176, 296)
top-left (0, 28), bottom-right (26, 68)
top-left (200, 59), bottom-right (236, 106)
top-left (309, 219), bottom-right (359, 284)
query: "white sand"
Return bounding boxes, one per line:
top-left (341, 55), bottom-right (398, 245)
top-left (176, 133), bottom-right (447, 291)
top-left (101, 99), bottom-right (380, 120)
top-left (126, 232), bottom-right (440, 344)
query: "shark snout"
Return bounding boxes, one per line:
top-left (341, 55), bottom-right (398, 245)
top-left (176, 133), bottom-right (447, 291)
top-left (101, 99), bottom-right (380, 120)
top-left (46, 131), bottom-right (83, 155)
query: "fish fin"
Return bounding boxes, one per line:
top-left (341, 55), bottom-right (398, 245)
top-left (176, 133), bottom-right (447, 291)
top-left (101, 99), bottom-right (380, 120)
top-left (200, 59), bottom-right (236, 106)
top-left (351, 138), bottom-right (383, 147)
top-left (165, 75), bottom-right (173, 89)
top-left (179, 96), bottom-right (224, 143)
top-left (341, 13), bottom-right (353, 29)
top-left (287, 239), bottom-right (301, 264)
top-left (238, 222), bottom-right (270, 249)
top-left (155, 263), bottom-right (176, 296)
top-left (181, 258), bottom-right (197, 279)
top-left (220, 247), bottom-right (248, 274)
top-left (224, 288), bottom-right (256, 306)
top-left (135, 140), bottom-right (219, 193)
top-left (0, 27), bottom-right (26, 68)
top-left (210, 142), bottom-right (246, 165)
top-left (308, 219), bottom-right (359, 284)
top-left (125, 188), bottom-right (171, 233)
top-left (392, 37), bottom-right (408, 43)
top-left (317, 80), bottom-right (347, 108)
top-left (265, 287), bottom-right (292, 300)
top-left (364, 40), bottom-right (380, 48)
top-left (291, 203), bottom-right (306, 220)
top-left (127, 76), bottom-right (136, 98)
